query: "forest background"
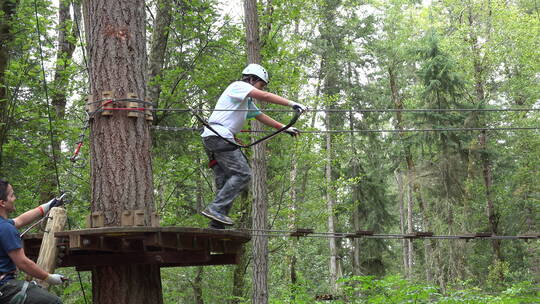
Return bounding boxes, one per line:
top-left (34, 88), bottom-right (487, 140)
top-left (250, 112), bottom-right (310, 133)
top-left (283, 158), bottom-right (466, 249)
top-left (0, 0), bottom-right (538, 303)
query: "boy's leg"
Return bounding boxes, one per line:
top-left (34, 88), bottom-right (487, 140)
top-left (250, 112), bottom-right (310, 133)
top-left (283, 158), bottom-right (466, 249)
top-left (209, 164), bottom-right (228, 229)
top-left (205, 138), bottom-right (232, 228)
top-left (209, 148), bottom-right (251, 215)
top-left (0, 280), bottom-right (62, 304)
top-left (202, 136), bottom-right (251, 220)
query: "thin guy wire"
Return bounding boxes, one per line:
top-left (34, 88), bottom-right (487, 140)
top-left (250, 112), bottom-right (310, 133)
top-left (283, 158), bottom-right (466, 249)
top-left (151, 126), bottom-right (540, 133)
top-left (71, 0), bottom-right (90, 79)
top-left (242, 228), bottom-right (539, 240)
top-left (249, 233), bottom-right (537, 240)
top-left (151, 107), bottom-right (540, 113)
top-left (34, 0), bottom-right (61, 192)
top-left (55, 1), bottom-right (90, 304)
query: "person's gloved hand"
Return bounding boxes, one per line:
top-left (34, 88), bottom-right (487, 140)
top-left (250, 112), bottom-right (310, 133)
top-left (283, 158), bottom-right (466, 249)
top-left (289, 102), bottom-right (307, 113)
top-left (45, 273), bottom-right (67, 285)
top-left (38, 193), bottom-right (65, 216)
top-left (284, 127), bottom-right (301, 137)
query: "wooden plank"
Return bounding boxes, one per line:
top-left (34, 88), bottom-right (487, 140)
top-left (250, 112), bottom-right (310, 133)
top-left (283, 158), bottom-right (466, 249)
top-left (101, 91), bottom-right (113, 116)
top-left (290, 228), bottom-right (314, 237)
top-left (62, 251), bottom-right (211, 268)
top-left (413, 231), bottom-right (434, 237)
top-left (34, 207), bottom-right (67, 288)
top-left (474, 232), bottom-right (492, 238)
top-left (121, 210), bottom-right (134, 226)
top-left (55, 226), bottom-right (251, 241)
top-left (126, 93), bottom-right (141, 118)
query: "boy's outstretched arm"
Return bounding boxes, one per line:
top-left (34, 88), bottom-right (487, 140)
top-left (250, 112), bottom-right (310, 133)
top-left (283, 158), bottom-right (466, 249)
top-left (255, 113), bottom-right (301, 136)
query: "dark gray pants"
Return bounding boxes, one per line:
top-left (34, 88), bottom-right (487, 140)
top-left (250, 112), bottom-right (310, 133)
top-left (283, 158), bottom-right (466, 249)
top-left (0, 280), bottom-right (62, 304)
top-left (203, 136), bottom-right (251, 220)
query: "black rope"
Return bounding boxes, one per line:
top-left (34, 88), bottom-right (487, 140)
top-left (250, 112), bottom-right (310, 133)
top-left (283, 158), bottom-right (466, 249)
top-left (189, 106), bottom-right (303, 149)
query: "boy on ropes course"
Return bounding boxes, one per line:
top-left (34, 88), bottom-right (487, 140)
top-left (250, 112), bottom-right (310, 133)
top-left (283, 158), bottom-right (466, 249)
top-left (201, 63), bottom-right (307, 229)
top-left (0, 179), bottom-right (67, 303)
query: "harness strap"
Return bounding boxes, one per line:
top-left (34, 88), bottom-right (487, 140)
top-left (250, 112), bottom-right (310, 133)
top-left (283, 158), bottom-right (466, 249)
top-left (9, 281), bottom-right (29, 304)
top-left (0, 271), bottom-right (16, 281)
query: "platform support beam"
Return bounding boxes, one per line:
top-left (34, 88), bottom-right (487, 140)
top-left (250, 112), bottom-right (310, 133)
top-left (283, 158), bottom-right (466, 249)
top-left (34, 207), bottom-right (67, 288)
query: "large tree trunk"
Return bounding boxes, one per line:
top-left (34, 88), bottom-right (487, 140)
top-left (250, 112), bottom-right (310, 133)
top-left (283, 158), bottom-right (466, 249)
top-left (244, 0), bottom-right (269, 303)
top-left (390, 66), bottom-right (416, 278)
top-left (406, 175), bottom-right (414, 278)
top-left (350, 112), bottom-right (361, 277)
top-left (289, 158), bottom-right (298, 284)
top-left (325, 114), bottom-right (340, 293)
top-left (232, 191), bottom-right (251, 304)
top-left (395, 170), bottom-right (408, 275)
top-left (319, 0), bottom-right (343, 293)
top-left (465, 4), bottom-right (502, 266)
top-left (192, 266), bottom-right (204, 304)
top-left (82, 1), bottom-right (162, 303)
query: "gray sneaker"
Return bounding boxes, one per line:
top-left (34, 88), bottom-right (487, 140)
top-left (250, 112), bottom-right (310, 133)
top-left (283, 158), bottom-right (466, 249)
top-left (201, 207), bottom-right (234, 225)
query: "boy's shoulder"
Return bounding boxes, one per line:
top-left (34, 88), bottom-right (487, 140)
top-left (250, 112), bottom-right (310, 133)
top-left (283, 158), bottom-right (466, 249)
top-left (0, 218), bottom-right (15, 230)
top-left (227, 80), bottom-right (254, 90)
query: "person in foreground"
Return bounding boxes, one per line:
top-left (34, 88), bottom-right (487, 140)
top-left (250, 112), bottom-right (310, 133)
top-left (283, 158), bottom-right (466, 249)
top-left (201, 63), bottom-right (307, 229)
top-left (0, 179), bottom-right (67, 304)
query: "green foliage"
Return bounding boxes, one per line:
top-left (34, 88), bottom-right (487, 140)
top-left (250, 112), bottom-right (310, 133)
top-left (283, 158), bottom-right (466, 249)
top-left (335, 276), bottom-right (539, 304)
top-left (0, 0), bottom-right (538, 303)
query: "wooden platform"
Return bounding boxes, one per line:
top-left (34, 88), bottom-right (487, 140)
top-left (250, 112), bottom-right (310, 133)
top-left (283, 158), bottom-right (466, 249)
top-left (23, 227), bottom-right (251, 271)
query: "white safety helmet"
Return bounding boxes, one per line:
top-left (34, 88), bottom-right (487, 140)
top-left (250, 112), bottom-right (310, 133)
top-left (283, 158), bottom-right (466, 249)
top-left (242, 63), bottom-right (269, 84)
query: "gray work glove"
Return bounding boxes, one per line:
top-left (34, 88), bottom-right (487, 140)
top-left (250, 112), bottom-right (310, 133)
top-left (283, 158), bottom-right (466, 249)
top-left (284, 127), bottom-right (301, 137)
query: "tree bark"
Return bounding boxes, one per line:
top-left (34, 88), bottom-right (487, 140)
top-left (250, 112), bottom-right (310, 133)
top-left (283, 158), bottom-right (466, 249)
top-left (395, 170), bottom-right (408, 275)
top-left (289, 160), bottom-right (298, 280)
top-left (406, 176), bottom-right (414, 278)
top-left (192, 266), bottom-right (204, 304)
top-left (350, 112), bottom-right (361, 277)
top-left (82, 1), bottom-right (162, 303)
top-left (390, 66), bottom-right (416, 278)
top-left (319, 0), bottom-right (343, 293)
top-left (326, 112), bottom-right (340, 293)
top-left (244, 1), bottom-right (268, 303)
top-left (232, 191), bottom-right (251, 304)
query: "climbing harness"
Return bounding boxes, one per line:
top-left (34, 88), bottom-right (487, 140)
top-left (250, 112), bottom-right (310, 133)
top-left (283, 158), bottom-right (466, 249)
top-left (8, 281), bottom-right (30, 304)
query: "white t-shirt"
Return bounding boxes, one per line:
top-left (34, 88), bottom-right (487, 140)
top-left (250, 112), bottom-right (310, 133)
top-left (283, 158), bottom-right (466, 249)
top-left (201, 81), bottom-right (262, 138)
